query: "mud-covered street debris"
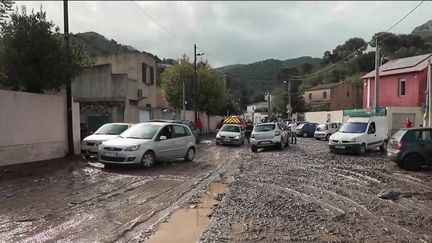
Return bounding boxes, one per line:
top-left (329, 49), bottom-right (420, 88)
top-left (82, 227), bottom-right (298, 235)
top-left (378, 189), bottom-right (402, 201)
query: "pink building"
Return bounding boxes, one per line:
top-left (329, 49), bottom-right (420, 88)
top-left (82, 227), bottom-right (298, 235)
top-left (361, 53), bottom-right (431, 108)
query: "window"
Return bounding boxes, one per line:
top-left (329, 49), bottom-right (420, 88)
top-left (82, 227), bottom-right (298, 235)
top-left (417, 130), bottom-right (432, 142)
top-left (158, 125), bottom-right (173, 139)
top-left (368, 122), bottom-right (376, 134)
top-left (142, 63), bottom-right (148, 83)
top-left (173, 125), bottom-right (188, 137)
top-left (347, 91), bottom-right (350, 97)
top-left (308, 93), bottom-right (312, 100)
top-left (149, 66), bottom-right (155, 85)
top-left (399, 79), bottom-right (406, 96)
top-left (323, 91), bottom-right (327, 99)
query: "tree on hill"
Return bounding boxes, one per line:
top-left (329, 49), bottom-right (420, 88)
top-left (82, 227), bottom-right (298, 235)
top-left (160, 56), bottom-right (227, 115)
top-left (0, 6), bottom-right (93, 93)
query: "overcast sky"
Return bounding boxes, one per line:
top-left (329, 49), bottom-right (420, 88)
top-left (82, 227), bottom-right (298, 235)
top-left (19, 1), bottom-right (432, 67)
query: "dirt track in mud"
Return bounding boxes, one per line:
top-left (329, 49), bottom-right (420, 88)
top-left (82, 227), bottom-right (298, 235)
top-left (0, 141), bottom-right (243, 242)
top-left (200, 139), bottom-right (432, 242)
top-left (1, 138), bottom-right (432, 242)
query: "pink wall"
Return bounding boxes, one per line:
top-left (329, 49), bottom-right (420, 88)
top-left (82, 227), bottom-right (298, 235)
top-left (362, 69), bottom-right (427, 108)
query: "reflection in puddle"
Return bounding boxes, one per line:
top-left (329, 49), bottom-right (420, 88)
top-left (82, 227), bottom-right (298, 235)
top-left (147, 182), bottom-right (228, 243)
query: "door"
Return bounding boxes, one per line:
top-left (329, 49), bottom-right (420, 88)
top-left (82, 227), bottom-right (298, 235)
top-left (418, 129), bottom-right (432, 163)
top-left (139, 110), bottom-right (151, 122)
top-left (87, 115), bottom-right (111, 136)
top-left (173, 125), bottom-right (189, 157)
top-left (154, 125), bottom-right (176, 159)
top-left (366, 122), bottom-right (380, 149)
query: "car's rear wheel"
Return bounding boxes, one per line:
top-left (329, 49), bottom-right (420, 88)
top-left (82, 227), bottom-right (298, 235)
top-left (278, 140), bottom-right (285, 150)
top-left (251, 145), bottom-right (257, 153)
top-left (380, 140), bottom-right (387, 152)
top-left (325, 134), bottom-right (331, 141)
top-left (184, 147), bottom-right (195, 162)
top-left (303, 132), bottom-right (308, 137)
top-left (141, 151), bottom-right (155, 168)
top-left (402, 153), bottom-right (424, 170)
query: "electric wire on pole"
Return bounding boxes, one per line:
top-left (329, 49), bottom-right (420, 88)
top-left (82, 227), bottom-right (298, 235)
top-left (63, 0), bottom-right (74, 156)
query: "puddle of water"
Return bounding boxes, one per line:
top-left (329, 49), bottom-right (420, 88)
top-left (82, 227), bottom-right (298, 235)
top-left (209, 183), bottom-right (228, 195)
top-left (147, 182), bottom-right (228, 243)
top-left (146, 208), bottom-right (211, 243)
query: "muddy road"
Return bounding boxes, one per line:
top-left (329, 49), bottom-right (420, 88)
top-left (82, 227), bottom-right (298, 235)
top-left (200, 139), bottom-right (432, 242)
top-left (1, 138), bottom-right (432, 242)
top-left (0, 140), bottom-right (245, 242)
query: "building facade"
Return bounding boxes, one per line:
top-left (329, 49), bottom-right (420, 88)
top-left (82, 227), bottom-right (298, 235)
top-left (73, 52), bottom-right (158, 137)
top-left (361, 53), bottom-right (431, 108)
top-left (304, 82), bottom-right (362, 111)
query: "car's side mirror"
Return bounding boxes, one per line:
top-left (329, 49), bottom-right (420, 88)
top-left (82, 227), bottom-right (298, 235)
top-left (160, 135), bottom-right (167, 140)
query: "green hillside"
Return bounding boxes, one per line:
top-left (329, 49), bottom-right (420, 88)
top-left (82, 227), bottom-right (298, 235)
top-left (73, 32), bottom-right (140, 57)
top-left (216, 56), bottom-right (322, 103)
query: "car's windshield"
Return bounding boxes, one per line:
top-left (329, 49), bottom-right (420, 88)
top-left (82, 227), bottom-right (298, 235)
top-left (120, 124), bottom-right (161, 139)
top-left (254, 124), bottom-right (275, 132)
top-left (221, 125), bottom-right (240, 132)
top-left (297, 123), bottom-right (305, 129)
top-left (316, 124), bottom-right (327, 131)
top-left (94, 124), bottom-right (129, 135)
top-left (339, 122), bottom-right (368, 133)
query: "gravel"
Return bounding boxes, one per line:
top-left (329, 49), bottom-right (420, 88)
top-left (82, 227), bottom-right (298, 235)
top-left (199, 138), bottom-right (432, 242)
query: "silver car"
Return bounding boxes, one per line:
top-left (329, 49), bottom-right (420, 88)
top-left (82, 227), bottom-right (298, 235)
top-left (251, 122), bottom-right (289, 152)
top-left (314, 122), bottom-right (341, 141)
top-left (215, 124), bottom-right (245, 146)
top-left (81, 123), bottom-right (132, 159)
top-left (98, 122), bottom-right (196, 167)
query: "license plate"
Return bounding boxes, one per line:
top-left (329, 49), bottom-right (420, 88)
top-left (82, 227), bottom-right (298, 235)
top-left (335, 145), bottom-right (345, 149)
top-left (103, 151), bottom-right (117, 157)
top-left (261, 141), bottom-right (271, 144)
top-left (224, 139), bottom-right (231, 141)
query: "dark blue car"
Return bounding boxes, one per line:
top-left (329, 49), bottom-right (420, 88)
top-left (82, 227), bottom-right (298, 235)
top-left (296, 122), bottom-right (318, 137)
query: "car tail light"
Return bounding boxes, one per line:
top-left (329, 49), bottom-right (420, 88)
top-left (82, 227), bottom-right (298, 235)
top-left (397, 141), bottom-right (404, 150)
top-left (275, 131), bottom-right (281, 136)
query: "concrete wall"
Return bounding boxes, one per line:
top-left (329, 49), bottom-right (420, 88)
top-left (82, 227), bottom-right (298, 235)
top-left (305, 110), bottom-right (344, 124)
top-left (0, 90), bottom-right (80, 166)
top-left (386, 106), bottom-right (424, 136)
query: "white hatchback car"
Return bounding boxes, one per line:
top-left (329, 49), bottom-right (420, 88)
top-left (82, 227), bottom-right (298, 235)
top-left (98, 122), bottom-right (196, 167)
top-left (81, 123), bottom-right (133, 159)
top-left (250, 122), bottom-right (289, 152)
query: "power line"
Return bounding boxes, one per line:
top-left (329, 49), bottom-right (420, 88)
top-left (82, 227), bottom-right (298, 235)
top-left (291, 0), bottom-right (425, 79)
top-left (130, 1), bottom-right (230, 66)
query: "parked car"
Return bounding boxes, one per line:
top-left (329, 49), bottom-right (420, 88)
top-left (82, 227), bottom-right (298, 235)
top-left (149, 119), bottom-right (201, 143)
top-left (81, 123), bottom-right (132, 159)
top-left (216, 124), bottom-right (245, 146)
top-left (250, 122), bottom-right (289, 152)
top-left (296, 122), bottom-right (318, 137)
top-left (387, 128), bottom-right (432, 170)
top-left (98, 122), bottom-right (196, 167)
top-left (314, 122), bottom-right (342, 141)
top-left (328, 116), bottom-right (388, 155)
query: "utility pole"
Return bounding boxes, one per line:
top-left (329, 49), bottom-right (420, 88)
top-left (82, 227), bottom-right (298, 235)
top-left (64, 0), bottom-right (74, 156)
top-left (193, 44), bottom-right (197, 122)
top-left (182, 79), bottom-right (186, 120)
top-left (374, 37), bottom-right (380, 115)
top-left (288, 79), bottom-right (292, 119)
top-left (428, 59), bottom-right (432, 127)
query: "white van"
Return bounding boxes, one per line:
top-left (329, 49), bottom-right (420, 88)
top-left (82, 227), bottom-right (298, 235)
top-left (328, 116), bottom-right (388, 154)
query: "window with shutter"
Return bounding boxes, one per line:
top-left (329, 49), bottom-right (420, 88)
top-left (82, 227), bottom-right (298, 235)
top-left (142, 63), bottom-right (147, 83)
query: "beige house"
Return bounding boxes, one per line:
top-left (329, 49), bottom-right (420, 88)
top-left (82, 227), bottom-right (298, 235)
top-left (73, 52), bottom-right (159, 137)
top-left (304, 83), bottom-right (338, 109)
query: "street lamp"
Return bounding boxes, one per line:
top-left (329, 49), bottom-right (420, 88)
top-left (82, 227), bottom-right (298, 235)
top-left (194, 44), bottom-right (205, 122)
top-left (283, 80), bottom-right (292, 119)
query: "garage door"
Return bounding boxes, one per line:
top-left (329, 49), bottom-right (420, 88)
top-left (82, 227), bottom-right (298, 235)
top-left (391, 113), bottom-right (415, 136)
top-left (139, 110), bottom-right (151, 122)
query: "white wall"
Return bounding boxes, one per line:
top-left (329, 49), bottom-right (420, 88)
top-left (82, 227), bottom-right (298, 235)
top-left (0, 90), bottom-right (80, 167)
top-left (305, 110), bottom-right (344, 124)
